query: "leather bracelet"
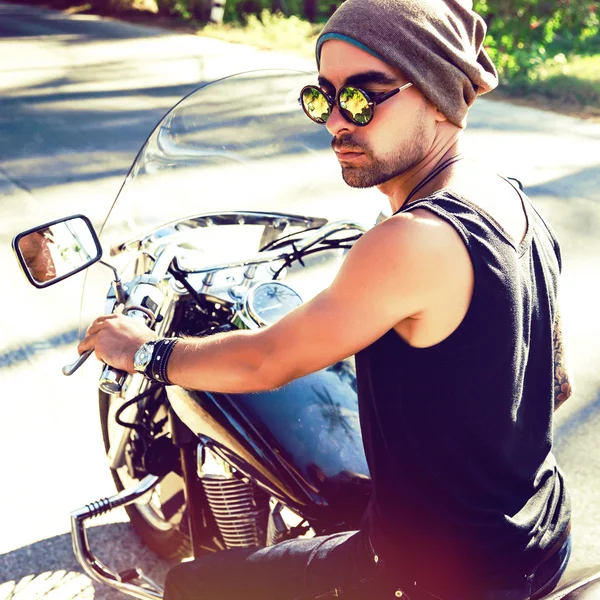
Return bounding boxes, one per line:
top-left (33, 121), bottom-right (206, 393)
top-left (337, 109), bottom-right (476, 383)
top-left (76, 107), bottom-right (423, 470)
top-left (148, 338), bottom-right (179, 385)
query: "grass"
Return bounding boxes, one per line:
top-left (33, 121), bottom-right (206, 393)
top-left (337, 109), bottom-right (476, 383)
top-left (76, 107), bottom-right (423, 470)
top-left (200, 10), bottom-right (321, 56)
top-left (502, 54), bottom-right (600, 117)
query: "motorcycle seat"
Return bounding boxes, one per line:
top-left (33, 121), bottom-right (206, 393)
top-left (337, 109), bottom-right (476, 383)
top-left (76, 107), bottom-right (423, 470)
top-left (545, 568), bottom-right (600, 599)
top-left (555, 578), bottom-right (600, 599)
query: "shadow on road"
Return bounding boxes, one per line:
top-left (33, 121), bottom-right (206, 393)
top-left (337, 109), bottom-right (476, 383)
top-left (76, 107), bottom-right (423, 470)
top-left (526, 165), bottom-right (600, 203)
top-left (0, 77), bottom-right (204, 191)
top-left (0, 68), bottom-right (324, 194)
top-left (0, 523), bottom-right (170, 599)
top-left (0, 0), bottom-right (207, 196)
top-left (556, 391), bottom-right (600, 450)
top-left (0, 327), bottom-right (79, 369)
top-left (0, 2), bottom-right (169, 41)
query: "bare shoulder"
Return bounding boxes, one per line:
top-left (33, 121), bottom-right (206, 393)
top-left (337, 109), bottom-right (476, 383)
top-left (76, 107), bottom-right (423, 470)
top-left (336, 207), bottom-right (472, 303)
top-left (357, 207), bottom-right (470, 262)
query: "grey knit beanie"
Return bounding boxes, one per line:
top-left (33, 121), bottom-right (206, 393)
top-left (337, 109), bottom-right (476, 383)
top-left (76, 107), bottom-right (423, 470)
top-left (316, 0), bottom-right (498, 127)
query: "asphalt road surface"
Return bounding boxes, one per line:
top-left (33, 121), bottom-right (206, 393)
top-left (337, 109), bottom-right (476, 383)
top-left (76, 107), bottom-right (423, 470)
top-left (0, 3), bottom-right (599, 599)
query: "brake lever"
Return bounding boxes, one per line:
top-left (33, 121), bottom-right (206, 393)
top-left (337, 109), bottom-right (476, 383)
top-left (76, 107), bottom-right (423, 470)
top-left (62, 348), bottom-right (126, 393)
top-left (63, 349), bottom-right (93, 376)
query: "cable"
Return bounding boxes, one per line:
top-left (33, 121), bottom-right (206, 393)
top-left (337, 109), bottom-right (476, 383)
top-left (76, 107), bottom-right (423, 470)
top-left (259, 226), bottom-right (322, 252)
top-left (114, 386), bottom-right (158, 431)
top-left (169, 265), bottom-right (206, 306)
top-left (271, 242), bottom-right (355, 280)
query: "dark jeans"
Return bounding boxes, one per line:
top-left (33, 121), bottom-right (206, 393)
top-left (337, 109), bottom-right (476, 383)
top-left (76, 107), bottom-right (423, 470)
top-left (164, 530), bottom-right (571, 600)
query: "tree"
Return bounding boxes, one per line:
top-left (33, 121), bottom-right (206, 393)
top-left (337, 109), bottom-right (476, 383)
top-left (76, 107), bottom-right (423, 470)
top-left (474, 0), bottom-right (599, 80)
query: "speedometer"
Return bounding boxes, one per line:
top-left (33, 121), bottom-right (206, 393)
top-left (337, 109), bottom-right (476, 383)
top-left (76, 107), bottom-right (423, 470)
top-left (245, 282), bottom-right (303, 327)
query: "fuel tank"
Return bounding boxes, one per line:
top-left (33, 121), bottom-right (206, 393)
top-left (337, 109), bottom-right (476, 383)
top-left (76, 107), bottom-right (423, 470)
top-left (167, 359), bottom-right (372, 528)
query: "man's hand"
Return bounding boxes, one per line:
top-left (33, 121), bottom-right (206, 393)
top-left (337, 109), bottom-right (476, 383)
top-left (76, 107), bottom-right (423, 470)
top-left (78, 315), bottom-right (157, 373)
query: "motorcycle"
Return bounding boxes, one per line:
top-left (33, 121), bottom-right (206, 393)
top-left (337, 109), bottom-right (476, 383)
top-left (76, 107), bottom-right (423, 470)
top-left (11, 70), bottom-right (600, 600)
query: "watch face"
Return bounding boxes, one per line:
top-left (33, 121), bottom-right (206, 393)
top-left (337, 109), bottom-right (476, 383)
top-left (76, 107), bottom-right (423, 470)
top-left (134, 342), bottom-right (154, 372)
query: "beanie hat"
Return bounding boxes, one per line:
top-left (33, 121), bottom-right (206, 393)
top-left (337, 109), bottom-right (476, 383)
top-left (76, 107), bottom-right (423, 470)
top-left (316, 0), bottom-right (498, 127)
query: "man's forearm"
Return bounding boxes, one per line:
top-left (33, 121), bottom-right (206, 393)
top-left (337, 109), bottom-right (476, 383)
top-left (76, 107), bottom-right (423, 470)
top-left (166, 329), bottom-right (284, 394)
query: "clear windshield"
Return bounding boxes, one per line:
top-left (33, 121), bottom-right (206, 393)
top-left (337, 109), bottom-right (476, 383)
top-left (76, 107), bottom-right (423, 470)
top-left (80, 70), bottom-right (385, 332)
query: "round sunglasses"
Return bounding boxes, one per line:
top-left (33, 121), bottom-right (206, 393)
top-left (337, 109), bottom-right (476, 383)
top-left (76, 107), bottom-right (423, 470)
top-left (299, 82), bottom-right (413, 127)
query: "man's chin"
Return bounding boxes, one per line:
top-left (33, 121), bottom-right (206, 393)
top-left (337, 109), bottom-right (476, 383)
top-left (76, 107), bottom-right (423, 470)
top-left (341, 166), bottom-right (386, 189)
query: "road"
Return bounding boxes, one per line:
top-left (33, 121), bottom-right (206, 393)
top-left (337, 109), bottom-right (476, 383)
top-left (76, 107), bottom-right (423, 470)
top-left (0, 2), bottom-right (599, 598)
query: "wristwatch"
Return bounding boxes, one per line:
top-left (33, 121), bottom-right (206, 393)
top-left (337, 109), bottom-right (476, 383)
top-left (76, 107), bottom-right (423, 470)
top-left (133, 340), bottom-right (158, 377)
top-left (133, 338), bottom-right (179, 385)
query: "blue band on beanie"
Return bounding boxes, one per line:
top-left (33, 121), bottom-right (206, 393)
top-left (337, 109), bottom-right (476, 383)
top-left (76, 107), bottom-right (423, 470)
top-left (316, 33), bottom-right (385, 67)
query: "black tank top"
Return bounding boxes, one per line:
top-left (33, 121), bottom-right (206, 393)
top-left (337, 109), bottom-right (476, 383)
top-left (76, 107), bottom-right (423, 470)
top-left (356, 187), bottom-right (571, 598)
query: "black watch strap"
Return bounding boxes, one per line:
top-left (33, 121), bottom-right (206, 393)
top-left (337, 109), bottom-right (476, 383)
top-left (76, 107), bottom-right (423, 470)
top-left (147, 338), bottom-right (179, 385)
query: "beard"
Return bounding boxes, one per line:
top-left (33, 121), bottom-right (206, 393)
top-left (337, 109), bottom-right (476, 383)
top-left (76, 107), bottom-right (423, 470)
top-left (334, 111), bottom-right (430, 189)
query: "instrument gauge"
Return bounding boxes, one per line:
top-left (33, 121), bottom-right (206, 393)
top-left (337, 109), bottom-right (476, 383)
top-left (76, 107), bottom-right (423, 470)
top-left (245, 282), bottom-right (303, 327)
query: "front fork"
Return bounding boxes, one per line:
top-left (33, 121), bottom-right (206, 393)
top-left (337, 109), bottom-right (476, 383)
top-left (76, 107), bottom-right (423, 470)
top-left (170, 409), bottom-right (222, 558)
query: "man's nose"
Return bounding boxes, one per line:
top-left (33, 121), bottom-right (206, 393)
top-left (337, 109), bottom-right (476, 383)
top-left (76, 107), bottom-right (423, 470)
top-left (325, 105), bottom-right (352, 137)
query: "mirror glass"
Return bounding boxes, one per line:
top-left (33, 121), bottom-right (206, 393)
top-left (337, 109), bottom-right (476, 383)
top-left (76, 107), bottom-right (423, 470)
top-left (15, 216), bottom-right (101, 287)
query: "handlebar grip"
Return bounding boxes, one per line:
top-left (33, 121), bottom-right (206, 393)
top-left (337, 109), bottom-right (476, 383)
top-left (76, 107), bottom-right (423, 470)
top-left (99, 365), bottom-right (128, 395)
top-left (96, 307), bottom-right (154, 395)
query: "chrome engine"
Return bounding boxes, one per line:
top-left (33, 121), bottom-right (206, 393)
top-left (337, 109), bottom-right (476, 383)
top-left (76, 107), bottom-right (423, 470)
top-left (198, 446), bottom-right (261, 548)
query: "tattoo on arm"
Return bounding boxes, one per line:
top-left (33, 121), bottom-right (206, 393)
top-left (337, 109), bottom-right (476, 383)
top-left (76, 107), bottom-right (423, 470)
top-left (553, 308), bottom-right (573, 411)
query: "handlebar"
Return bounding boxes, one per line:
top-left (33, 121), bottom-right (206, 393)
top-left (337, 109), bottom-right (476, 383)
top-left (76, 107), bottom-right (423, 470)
top-left (175, 219), bottom-right (368, 274)
top-left (62, 349), bottom-right (126, 392)
top-left (99, 365), bottom-right (128, 395)
top-left (100, 220), bottom-right (366, 395)
top-left (65, 219), bottom-right (366, 394)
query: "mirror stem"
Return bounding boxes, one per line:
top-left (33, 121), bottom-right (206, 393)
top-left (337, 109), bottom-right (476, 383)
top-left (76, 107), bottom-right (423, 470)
top-left (99, 260), bottom-right (128, 305)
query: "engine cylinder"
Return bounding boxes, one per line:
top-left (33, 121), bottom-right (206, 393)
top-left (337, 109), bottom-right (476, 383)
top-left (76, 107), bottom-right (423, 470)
top-left (202, 476), bottom-right (260, 548)
top-left (199, 446), bottom-right (260, 548)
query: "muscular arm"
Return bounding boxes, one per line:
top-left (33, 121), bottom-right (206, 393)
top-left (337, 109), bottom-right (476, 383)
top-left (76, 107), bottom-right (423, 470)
top-left (80, 211), bottom-right (473, 393)
top-left (167, 211), bottom-right (472, 392)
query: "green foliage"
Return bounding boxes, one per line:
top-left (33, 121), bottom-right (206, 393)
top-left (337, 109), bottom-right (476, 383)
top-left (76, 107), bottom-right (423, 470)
top-left (205, 0), bottom-right (599, 111)
top-left (223, 0), bottom-right (338, 22)
top-left (473, 0), bottom-right (599, 82)
top-left (220, 0), bottom-right (598, 85)
top-left (203, 8), bottom-right (319, 53)
top-left (149, 0), bottom-right (212, 19)
top-left (155, 0), bottom-right (188, 17)
top-left (505, 54), bottom-right (600, 111)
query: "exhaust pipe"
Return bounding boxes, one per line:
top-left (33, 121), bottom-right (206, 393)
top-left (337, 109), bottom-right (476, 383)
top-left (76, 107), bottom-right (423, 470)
top-left (70, 474), bottom-right (164, 599)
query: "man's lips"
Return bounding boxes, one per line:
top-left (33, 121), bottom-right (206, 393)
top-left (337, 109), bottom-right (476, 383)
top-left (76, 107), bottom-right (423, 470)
top-left (334, 148), bottom-right (365, 160)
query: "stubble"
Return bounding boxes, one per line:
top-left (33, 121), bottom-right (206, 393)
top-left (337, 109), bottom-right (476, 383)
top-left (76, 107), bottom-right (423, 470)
top-left (336, 110), bottom-right (430, 189)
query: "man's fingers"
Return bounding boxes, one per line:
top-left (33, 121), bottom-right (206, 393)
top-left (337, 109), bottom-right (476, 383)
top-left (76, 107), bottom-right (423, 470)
top-left (78, 333), bottom-right (97, 357)
top-left (85, 314), bottom-right (118, 337)
top-left (78, 314), bottom-right (154, 372)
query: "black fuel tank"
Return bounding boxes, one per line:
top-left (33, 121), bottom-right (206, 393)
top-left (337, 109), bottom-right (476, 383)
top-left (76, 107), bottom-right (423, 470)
top-left (167, 359), bottom-right (371, 527)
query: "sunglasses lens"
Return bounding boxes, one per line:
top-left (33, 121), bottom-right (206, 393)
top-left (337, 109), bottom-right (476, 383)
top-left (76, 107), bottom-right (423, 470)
top-left (301, 87), bottom-right (331, 124)
top-left (339, 87), bottom-right (372, 125)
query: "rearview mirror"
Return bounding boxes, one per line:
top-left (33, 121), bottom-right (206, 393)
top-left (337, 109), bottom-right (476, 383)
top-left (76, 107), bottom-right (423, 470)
top-left (12, 215), bottom-right (102, 288)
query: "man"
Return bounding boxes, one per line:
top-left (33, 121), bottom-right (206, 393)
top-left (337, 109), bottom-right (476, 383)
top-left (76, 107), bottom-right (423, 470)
top-left (19, 228), bottom-right (57, 283)
top-left (78, 0), bottom-right (573, 597)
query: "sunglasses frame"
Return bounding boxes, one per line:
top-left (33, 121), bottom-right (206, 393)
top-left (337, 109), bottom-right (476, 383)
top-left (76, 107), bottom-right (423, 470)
top-left (299, 82), bottom-right (413, 127)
